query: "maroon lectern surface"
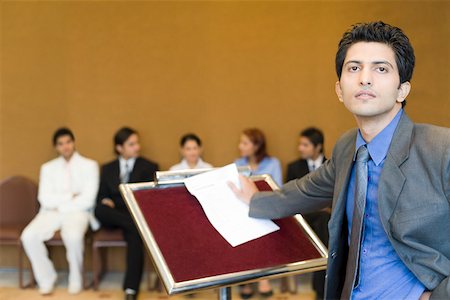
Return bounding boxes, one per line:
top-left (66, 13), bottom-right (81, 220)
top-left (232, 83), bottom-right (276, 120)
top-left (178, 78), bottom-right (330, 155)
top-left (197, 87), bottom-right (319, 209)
top-left (133, 180), bottom-right (322, 283)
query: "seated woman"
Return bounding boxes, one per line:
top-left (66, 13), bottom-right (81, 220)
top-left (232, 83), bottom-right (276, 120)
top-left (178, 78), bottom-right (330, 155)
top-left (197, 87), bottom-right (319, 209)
top-left (235, 128), bottom-right (282, 186)
top-left (169, 133), bottom-right (213, 171)
top-left (234, 128), bottom-right (282, 299)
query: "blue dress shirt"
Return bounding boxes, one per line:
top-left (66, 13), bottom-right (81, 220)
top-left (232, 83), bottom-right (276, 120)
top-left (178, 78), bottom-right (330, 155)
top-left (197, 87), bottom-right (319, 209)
top-left (235, 156), bottom-right (283, 186)
top-left (346, 109), bottom-right (426, 299)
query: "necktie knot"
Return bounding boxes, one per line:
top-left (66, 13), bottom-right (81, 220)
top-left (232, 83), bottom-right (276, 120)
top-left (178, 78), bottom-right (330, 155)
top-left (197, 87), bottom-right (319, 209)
top-left (356, 146), bottom-right (370, 163)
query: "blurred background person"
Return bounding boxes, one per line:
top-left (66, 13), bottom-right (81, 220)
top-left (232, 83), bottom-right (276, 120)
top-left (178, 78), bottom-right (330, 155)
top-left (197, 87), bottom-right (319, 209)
top-left (234, 128), bottom-right (281, 299)
top-left (235, 128), bottom-right (282, 186)
top-left (21, 127), bottom-right (99, 295)
top-left (169, 133), bottom-right (213, 171)
top-left (287, 127), bottom-right (326, 179)
top-left (286, 127), bottom-right (329, 299)
top-left (94, 127), bottom-right (159, 300)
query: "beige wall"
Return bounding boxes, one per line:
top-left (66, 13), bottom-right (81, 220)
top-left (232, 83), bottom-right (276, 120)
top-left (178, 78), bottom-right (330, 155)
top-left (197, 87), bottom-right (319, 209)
top-left (1, 1), bottom-right (449, 269)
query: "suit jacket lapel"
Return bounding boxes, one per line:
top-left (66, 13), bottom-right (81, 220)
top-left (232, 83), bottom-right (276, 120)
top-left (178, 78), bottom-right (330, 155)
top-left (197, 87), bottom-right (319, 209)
top-left (329, 133), bottom-right (357, 243)
top-left (378, 113), bottom-right (413, 223)
top-left (112, 159), bottom-right (121, 187)
top-left (128, 157), bottom-right (140, 183)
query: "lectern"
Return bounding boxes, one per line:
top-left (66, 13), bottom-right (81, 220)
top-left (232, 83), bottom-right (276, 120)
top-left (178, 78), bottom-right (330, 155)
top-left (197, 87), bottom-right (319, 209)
top-left (119, 168), bottom-right (327, 299)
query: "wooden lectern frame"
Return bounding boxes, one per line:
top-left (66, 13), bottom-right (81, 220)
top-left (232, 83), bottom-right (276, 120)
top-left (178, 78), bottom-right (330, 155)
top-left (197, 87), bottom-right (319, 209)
top-left (119, 170), bottom-right (327, 296)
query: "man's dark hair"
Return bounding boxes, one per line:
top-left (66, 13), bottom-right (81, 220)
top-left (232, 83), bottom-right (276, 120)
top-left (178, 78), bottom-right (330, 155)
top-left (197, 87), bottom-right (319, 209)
top-left (53, 127), bottom-right (75, 146)
top-left (180, 133), bottom-right (202, 147)
top-left (300, 127), bottom-right (324, 154)
top-left (335, 21), bottom-right (415, 107)
top-left (114, 127), bottom-right (138, 155)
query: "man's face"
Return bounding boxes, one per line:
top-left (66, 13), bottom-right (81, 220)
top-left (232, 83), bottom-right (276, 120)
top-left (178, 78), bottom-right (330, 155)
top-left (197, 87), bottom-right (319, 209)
top-left (116, 133), bottom-right (141, 159)
top-left (55, 135), bottom-right (76, 160)
top-left (335, 42), bottom-right (410, 119)
top-left (298, 136), bottom-right (321, 160)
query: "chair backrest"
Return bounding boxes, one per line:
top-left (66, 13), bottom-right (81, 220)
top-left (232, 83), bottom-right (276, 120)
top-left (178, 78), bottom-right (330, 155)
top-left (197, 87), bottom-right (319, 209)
top-left (0, 176), bottom-right (39, 226)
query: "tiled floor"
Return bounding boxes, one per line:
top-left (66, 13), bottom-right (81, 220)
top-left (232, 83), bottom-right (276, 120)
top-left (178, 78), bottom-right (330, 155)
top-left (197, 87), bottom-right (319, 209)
top-left (0, 268), bottom-right (315, 300)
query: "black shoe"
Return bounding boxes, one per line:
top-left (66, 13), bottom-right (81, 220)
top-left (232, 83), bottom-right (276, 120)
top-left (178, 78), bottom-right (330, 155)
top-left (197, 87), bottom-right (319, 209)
top-left (124, 289), bottom-right (137, 300)
top-left (240, 291), bottom-right (254, 299)
top-left (239, 285), bottom-right (254, 299)
top-left (259, 289), bottom-right (273, 298)
top-left (125, 294), bottom-right (136, 300)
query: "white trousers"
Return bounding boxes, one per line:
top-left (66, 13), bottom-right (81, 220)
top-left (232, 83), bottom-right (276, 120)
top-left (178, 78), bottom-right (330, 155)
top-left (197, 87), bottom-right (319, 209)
top-left (21, 210), bottom-right (89, 290)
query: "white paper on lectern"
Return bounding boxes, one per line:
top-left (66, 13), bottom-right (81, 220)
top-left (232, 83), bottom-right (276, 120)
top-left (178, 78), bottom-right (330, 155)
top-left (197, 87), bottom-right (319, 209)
top-left (184, 163), bottom-right (280, 247)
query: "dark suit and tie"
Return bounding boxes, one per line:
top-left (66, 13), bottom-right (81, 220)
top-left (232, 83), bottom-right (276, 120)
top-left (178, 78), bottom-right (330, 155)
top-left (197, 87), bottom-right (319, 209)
top-left (94, 157), bottom-right (158, 293)
top-left (250, 114), bottom-right (450, 299)
top-left (287, 155), bottom-right (329, 299)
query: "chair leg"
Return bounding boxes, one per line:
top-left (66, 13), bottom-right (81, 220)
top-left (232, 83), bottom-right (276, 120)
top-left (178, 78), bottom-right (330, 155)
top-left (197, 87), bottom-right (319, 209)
top-left (92, 244), bottom-right (100, 291)
top-left (18, 243), bottom-right (24, 289)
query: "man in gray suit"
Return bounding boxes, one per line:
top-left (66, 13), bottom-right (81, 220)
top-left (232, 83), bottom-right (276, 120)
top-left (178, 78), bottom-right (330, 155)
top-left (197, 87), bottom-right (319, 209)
top-left (230, 21), bottom-right (449, 300)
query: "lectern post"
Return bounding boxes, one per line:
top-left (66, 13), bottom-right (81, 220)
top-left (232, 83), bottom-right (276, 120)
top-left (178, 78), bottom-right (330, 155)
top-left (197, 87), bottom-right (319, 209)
top-left (218, 287), bottom-right (231, 300)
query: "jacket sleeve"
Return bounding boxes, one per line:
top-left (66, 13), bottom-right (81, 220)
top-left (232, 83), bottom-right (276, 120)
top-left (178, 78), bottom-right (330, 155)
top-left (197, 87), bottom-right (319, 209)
top-left (59, 161), bottom-right (100, 212)
top-left (96, 165), bottom-right (111, 205)
top-left (286, 163), bottom-right (295, 182)
top-left (249, 156), bottom-right (335, 219)
top-left (431, 144), bottom-right (450, 299)
top-left (430, 276), bottom-right (449, 299)
top-left (37, 164), bottom-right (72, 210)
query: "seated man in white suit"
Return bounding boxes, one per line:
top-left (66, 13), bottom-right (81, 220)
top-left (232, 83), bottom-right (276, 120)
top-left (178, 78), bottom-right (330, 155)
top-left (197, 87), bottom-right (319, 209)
top-left (21, 127), bottom-right (99, 295)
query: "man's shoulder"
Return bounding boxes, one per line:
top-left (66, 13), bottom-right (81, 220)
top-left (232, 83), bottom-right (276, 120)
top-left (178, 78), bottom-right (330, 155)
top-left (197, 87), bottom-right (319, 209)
top-left (136, 157), bottom-right (159, 169)
top-left (287, 158), bottom-right (307, 168)
top-left (412, 123), bottom-right (450, 151)
top-left (101, 159), bottom-right (119, 171)
top-left (414, 123), bottom-right (450, 138)
top-left (333, 128), bottom-right (358, 154)
top-left (76, 153), bottom-right (98, 167)
top-left (41, 157), bottom-right (61, 170)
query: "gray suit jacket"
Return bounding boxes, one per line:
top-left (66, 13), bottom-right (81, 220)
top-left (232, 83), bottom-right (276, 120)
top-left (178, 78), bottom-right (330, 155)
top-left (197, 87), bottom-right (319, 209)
top-left (250, 113), bottom-right (450, 299)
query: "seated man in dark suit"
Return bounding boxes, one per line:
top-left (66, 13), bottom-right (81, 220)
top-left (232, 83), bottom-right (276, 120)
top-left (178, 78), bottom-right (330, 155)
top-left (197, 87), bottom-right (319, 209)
top-left (95, 127), bottom-right (159, 300)
top-left (286, 127), bottom-right (329, 299)
top-left (287, 127), bottom-right (326, 179)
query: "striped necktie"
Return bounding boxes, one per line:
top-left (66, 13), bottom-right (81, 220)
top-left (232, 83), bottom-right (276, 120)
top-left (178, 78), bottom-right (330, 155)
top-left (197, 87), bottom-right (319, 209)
top-left (341, 145), bottom-right (370, 299)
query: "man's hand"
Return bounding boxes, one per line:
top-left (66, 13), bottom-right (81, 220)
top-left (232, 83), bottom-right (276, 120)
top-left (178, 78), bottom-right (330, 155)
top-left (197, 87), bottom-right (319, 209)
top-left (419, 291), bottom-right (431, 300)
top-left (101, 198), bottom-right (115, 208)
top-left (228, 174), bottom-right (259, 205)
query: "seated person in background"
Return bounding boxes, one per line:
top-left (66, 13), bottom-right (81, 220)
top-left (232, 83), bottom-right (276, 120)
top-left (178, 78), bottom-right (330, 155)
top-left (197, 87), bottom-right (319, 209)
top-left (169, 133), bottom-right (213, 170)
top-left (235, 128), bottom-right (282, 186)
top-left (21, 127), bottom-right (99, 295)
top-left (94, 127), bottom-right (158, 300)
top-left (287, 127), bottom-right (326, 179)
top-left (286, 127), bottom-right (329, 299)
top-left (234, 128), bottom-right (281, 299)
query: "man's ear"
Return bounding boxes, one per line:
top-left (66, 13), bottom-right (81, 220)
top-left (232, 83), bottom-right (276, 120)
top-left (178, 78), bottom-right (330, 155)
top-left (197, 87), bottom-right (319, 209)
top-left (116, 144), bottom-right (123, 155)
top-left (397, 81), bottom-right (411, 103)
top-left (335, 81), bottom-right (344, 103)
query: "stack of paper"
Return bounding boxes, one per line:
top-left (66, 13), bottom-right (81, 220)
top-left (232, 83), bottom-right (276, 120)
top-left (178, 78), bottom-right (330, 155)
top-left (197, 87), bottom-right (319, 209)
top-left (184, 164), bottom-right (279, 247)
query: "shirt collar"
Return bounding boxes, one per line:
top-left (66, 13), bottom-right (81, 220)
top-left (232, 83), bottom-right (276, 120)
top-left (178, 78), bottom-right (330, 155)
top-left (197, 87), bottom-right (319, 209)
top-left (354, 109), bottom-right (403, 166)
top-left (60, 151), bottom-right (80, 165)
top-left (180, 158), bottom-right (204, 168)
top-left (119, 156), bottom-right (136, 170)
top-left (307, 154), bottom-right (324, 168)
